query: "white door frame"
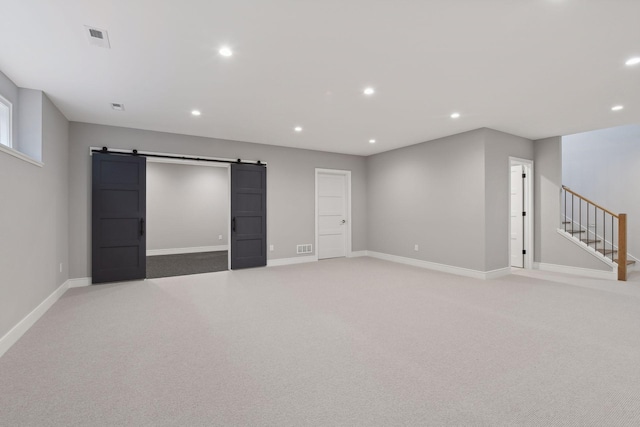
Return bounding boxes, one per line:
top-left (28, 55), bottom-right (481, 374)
top-left (315, 168), bottom-right (352, 260)
top-left (509, 157), bottom-right (534, 269)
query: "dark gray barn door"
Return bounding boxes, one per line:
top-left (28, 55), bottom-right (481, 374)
top-left (231, 163), bottom-right (267, 269)
top-left (92, 153), bottom-right (146, 284)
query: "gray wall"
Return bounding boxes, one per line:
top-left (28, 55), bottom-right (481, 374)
top-left (367, 127), bottom-right (535, 272)
top-left (563, 125), bottom-right (640, 259)
top-left (0, 89), bottom-right (69, 339)
top-left (484, 128), bottom-right (534, 271)
top-left (147, 162), bottom-right (228, 251)
top-left (68, 122), bottom-right (367, 279)
top-left (367, 129), bottom-right (487, 271)
top-left (17, 89), bottom-right (43, 161)
top-left (533, 136), bottom-right (609, 270)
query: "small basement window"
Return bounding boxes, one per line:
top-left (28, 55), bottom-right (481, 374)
top-left (0, 94), bottom-right (11, 148)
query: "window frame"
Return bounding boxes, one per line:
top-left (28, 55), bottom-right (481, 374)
top-left (0, 93), bottom-right (43, 167)
top-left (0, 93), bottom-right (13, 149)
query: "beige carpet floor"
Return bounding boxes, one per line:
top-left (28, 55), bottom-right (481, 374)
top-left (1, 257), bottom-right (640, 426)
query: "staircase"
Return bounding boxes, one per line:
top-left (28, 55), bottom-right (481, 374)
top-left (561, 186), bottom-right (634, 281)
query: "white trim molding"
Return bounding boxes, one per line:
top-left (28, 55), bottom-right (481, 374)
top-left (508, 157), bottom-right (534, 270)
top-left (347, 250), bottom-right (368, 258)
top-left (147, 245), bottom-right (228, 256)
top-left (484, 267), bottom-right (513, 279)
top-left (366, 251), bottom-right (511, 280)
top-left (0, 280), bottom-right (69, 358)
top-left (534, 262), bottom-right (617, 280)
top-left (0, 93), bottom-right (13, 149)
top-left (267, 255), bottom-right (317, 267)
top-left (67, 277), bottom-right (92, 288)
top-left (0, 143), bottom-right (44, 167)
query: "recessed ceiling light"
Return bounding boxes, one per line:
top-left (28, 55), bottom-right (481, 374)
top-left (191, 110), bottom-right (201, 116)
top-left (625, 57), bottom-right (640, 66)
top-left (294, 126), bottom-right (303, 132)
top-left (363, 87), bottom-right (375, 95)
top-left (611, 105), bottom-right (624, 111)
top-left (369, 139), bottom-right (376, 144)
top-left (219, 46), bottom-right (233, 57)
top-left (450, 112), bottom-right (461, 119)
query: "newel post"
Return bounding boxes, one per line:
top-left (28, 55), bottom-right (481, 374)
top-left (618, 213), bottom-right (627, 281)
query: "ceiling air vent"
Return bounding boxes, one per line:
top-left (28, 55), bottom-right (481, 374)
top-left (89, 29), bottom-right (103, 39)
top-left (85, 26), bottom-right (111, 49)
top-left (111, 103), bottom-right (125, 111)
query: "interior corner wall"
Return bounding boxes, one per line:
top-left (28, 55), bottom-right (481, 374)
top-left (366, 129), bottom-right (487, 271)
top-left (0, 91), bottom-right (69, 340)
top-left (146, 162), bottom-right (229, 251)
top-left (68, 122), bottom-right (367, 279)
top-left (483, 128), bottom-right (534, 271)
top-left (533, 136), bottom-right (609, 270)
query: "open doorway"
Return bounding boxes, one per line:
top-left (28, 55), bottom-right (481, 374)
top-left (146, 159), bottom-right (229, 278)
top-left (509, 157), bottom-right (533, 269)
top-left (91, 148), bottom-right (267, 284)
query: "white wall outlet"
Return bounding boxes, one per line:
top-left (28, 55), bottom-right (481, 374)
top-left (59, 263), bottom-right (63, 273)
top-left (218, 234), bottom-right (223, 240)
top-left (269, 244), bottom-right (274, 252)
top-left (414, 244), bottom-right (419, 251)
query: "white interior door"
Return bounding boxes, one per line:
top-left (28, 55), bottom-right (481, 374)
top-left (510, 165), bottom-right (524, 268)
top-left (318, 173), bottom-right (347, 259)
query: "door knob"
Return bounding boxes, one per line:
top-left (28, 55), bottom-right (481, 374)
top-left (340, 219), bottom-right (346, 224)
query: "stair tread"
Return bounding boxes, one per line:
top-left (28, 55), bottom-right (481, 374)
top-left (563, 226), bottom-right (632, 265)
top-left (596, 248), bottom-right (617, 254)
top-left (581, 239), bottom-right (601, 244)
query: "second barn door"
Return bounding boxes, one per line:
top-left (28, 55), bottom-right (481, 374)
top-left (230, 163), bottom-right (267, 269)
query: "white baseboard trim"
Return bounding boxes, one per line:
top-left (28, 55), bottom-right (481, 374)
top-left (67, 277), bottom-right (92, 288)
top-left (347, 250), bottom-right (368, 258)
top-left (0, 279), bottom-right (70, 358)
top-left (267, 255), bottom-right (318, 267)
top-left (484, 267), bottom-right (513, 279)
top-left (533, 262), bottom-right (617, 280)
top-left (366, 251), bottom-right (511, 280)
top-left (147, 245), bottom-right (228, 256)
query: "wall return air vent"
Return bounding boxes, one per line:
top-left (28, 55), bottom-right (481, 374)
top-left (85, 26), bottom-right (111, 49)
top-left (297, 244), bottom-right (312, 254)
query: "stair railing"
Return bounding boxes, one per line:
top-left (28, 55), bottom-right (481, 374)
top-left (561, 186), bottom-right (628, 281)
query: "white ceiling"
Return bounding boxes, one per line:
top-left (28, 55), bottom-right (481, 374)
top-left (0, 0), bottom-right (638, 156)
